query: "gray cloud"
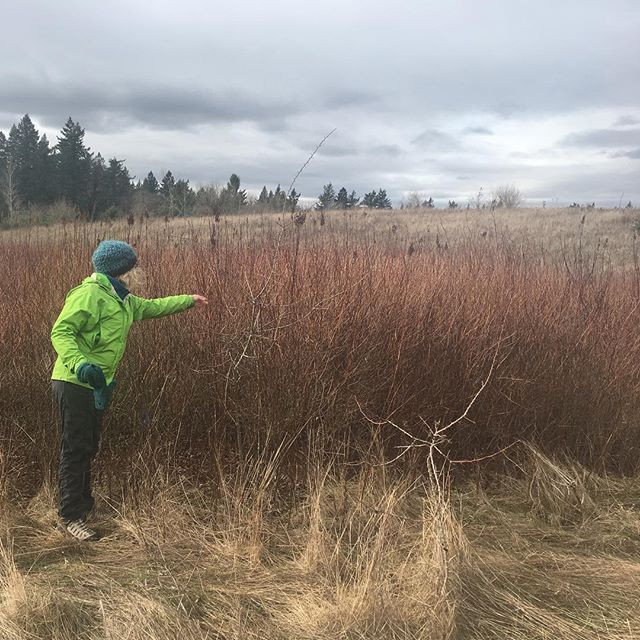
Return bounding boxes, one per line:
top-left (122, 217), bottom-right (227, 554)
top-left (0, 0), bottom-right (638, 205)
top-left (613, 115), bottom-right (640, 127)
top-left (611, 149), bottom-right (640, 159)
top-left (464, 127), bottom-right (493, 135)
top-left (561, 128), bottom-right (640, 148)
top-left (0, 79), bottom-right (303, 132)
top-left (412, 129), bottom-right (459, 151)
top-left (370, 144), bottom-right (404, 158)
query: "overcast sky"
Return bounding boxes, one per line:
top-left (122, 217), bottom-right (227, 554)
top-left (1, 0), bottom-right (639, 206)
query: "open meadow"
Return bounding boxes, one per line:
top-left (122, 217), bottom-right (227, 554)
top-left (2, 206), bottom-right (640, 639)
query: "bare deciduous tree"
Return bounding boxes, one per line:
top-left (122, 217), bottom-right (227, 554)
top-left (0, 156), bottom-right (20, 220)
top-left (494, 184), bottom-right (522, 208)
top-left (403, 192), bottom-right (422, 209)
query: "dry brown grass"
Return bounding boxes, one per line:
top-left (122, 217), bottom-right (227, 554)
top-left (2, 208), bottom-right (640, 637)
top-left (1, 447), bottom-right (639, 639)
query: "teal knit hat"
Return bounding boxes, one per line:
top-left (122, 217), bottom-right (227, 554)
top-left (92, 240), bottom-right (137, 277)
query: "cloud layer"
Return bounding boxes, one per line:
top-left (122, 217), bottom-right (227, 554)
top-left (0, 0), bottom-right (638, 205)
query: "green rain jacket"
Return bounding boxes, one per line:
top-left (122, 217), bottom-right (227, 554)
top-left (51, 272), bottom-right (195, 389)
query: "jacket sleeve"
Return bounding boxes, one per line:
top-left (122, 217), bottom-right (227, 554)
top-left (50, 287), bottom-right (97, 374)
top-left (130, 294), bottom-right (195, 321)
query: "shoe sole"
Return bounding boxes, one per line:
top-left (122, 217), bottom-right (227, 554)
top-left (55, 522), bottom-right (100, 542)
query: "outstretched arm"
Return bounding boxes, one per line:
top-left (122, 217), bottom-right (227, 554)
top-left (131, 293), bottom-right (208, 321)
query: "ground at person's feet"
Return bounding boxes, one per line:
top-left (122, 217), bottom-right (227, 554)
top-left (1, 453), bottom-right (640, 639)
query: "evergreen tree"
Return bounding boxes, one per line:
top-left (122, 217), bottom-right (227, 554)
top-left (316, 183), bottom-right (336, 210)
top-left (271, 184), bottom-right (286, 211)
top-left (55, 118), bottom-right (93, 212)
top-left (35, 134), bottom-right (56, 203)
top-left (257, 186), bottom-right (269, 211)
top-left (173, 178), bottom-right (196, 216)
top-left (286, 188), bottom-right (300, 212)
top-left (160, 171), bottom-right (175, 197)
top-left (361, 190), bottom-right (377, 207)
top-left (374, 189), bottom-right (392, 209)
top-left (347, 190), bottom-right (360, 208)
top-left (0, 132), bottom-right (7, 199)
top-left (159, 170), bottom-right (176, 215)
top-left (86, 154), bottom-right (108, 219)
top-left (7, 115), bottom-right (41, 205)
top-left (336, 187), bottom-right (349, 209)
top-left (221, 173), bottom-right (247, 214)
top-left (142, 171), bottom-right (159, 193)
top-left (105, 158), bottom-right (133, 212)
top-left (0, 132), bottom-right (6, 166)
top-left (362, 189), bottom-right (392, 209)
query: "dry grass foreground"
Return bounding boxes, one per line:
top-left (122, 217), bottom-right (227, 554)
top-left (1, 446), bottom-right (640, 640)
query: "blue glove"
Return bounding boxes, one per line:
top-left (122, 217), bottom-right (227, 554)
top-left (76, 363), bottom-right (107, 389)
top-left (94, 380), bottom-right (116, 411)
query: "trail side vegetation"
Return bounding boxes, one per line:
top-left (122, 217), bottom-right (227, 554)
top-left (2, 209), bottom-right (640, 637)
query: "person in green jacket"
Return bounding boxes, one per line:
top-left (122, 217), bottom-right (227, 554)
top-left (51, 240), bottom-right (207, 541)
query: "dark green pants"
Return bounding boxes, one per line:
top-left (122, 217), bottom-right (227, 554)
top-left (52, 381), bottom-right (102, 521)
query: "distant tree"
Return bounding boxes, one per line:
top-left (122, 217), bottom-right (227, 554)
top-left (346, 190), bottom-right (359, 208)
top-left (404, 192), bottom-right (421, 209)
top-left (142, 171), bottom-right (159, 194)
top-left (104, 158), bottom-right (133, 213)
top-left (220, 173), bottom-right (247, 214)
top-left (316, 183), bottom-right (336, 211)
top-left (362, 189), bottom-right (391, 209)
top-left (448, 200), bottom-right (458, 209)
top-left (376, 189), bottom-right (392, 209)
top-left (0, 132), bottom-right (8, 219)
top-left (254, 184), bottom-right (300, 212)
top-left (626, 201), bottom-right (633, 209)
top-left (36, 134), bottom-right (56, 203)
top-left (271, 184), bottom-right (286, 211)
top-left (0, 155), bottom-right (20, 220)
top-left (131, 188), bottom-right (162, 220)
top-left (160, 170), bottom-right (175, 198)
top-left (0, 133), bottom-right (7, 175)
top-left (173, 178), bottom-right (196, 216)
top-left (422, 197), bottom-right (434, 208)
top-left (335, 187), bottom-right (349, 209)
top-left (361, 190), bottom-right (377, 207)
top-left (257, 186), bottom-right (269, 211)
top-left (159, 170), bottom-right (177, 216)
top-left (494, 184), bottom-right (522, 208)
top-left (86, 154), bottom-right (107, 219)
top-left (195, 185), bottom-right (221, 217)
top-left (56, 118), bottom-right (93, 212)
top-left (5, 115), bottom-right (42, 205)
top-left (286, 188), bottom-right (301, 212)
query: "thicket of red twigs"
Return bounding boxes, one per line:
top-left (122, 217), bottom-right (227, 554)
top-left (2, 216), bottom-right (640, 495)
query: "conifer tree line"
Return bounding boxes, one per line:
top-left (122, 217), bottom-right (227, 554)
top-left (315, 183), bottom-right (392, 211)
top-left (0, 114), bottom-right (396, 223)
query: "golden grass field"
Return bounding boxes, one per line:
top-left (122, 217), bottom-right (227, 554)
top-left (2, 206), bottom-right (640, 639)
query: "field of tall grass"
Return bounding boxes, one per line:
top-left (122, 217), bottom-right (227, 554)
top-left (2, 207), bottom-right (640, 638)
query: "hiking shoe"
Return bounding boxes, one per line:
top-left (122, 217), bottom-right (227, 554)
top-left (81, 506), bottom-right (104, 523)
top-left (57, 518), bottom-right (100, 542)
